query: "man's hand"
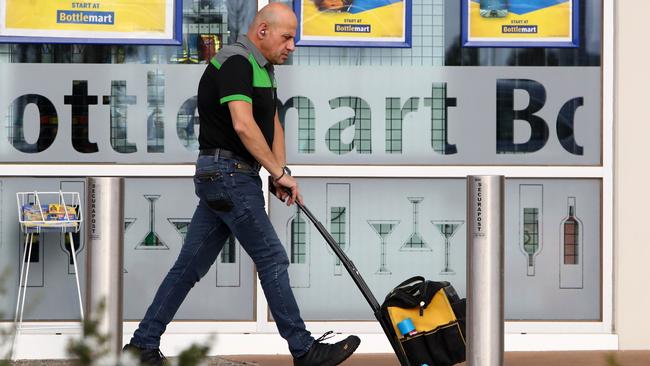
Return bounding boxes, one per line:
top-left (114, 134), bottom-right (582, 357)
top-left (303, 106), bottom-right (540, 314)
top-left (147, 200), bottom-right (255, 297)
top-left (270, 178), bottom-right (288, 203)
top-left (271, 174), bottom-right (303, 206)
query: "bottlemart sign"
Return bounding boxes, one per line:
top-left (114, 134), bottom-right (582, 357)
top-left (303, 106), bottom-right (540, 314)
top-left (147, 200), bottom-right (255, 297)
top-left (462, 0), bottom-right (580, 47)
top-left (0, 0), bottom-right (181, 45)
top-left (0, 64), bottom-right (601, 165)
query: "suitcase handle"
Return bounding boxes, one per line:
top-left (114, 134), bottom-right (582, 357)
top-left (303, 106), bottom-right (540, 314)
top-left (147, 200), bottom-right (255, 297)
top-left (270, 179), bottom-right (412, 366)
top-left (270, 178), bottom-right (381, 309)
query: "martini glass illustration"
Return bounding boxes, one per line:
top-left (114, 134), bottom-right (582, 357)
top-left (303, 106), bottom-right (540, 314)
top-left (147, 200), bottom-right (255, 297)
top-left (124, 218), bottom-right (136, 231)
top-left (401, 197), bottom-right (431, 251)
top-left (136, 195), bottom-right (168, 249)
top-left (168, 218), bottom-right (191, 243)
top-left (121, 218), bottom-right (136, 273)
top-left (368, 220), bottom-right (400, 275)
top-left (432, 220), bottom-right (464, 275)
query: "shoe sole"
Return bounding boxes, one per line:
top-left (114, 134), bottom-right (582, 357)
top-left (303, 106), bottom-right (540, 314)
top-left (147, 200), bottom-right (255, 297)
top-left (329, 336), bottom-right (361, 366)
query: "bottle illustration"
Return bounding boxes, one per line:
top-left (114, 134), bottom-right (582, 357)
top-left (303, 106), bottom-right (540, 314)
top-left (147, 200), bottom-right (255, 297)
top-left (286, 205), bottom-right (310, 288)
top-left (327, 183), bottom-right (350, 276)
top-left (560, 197), bottom-right (584, 289)
top-left (480, 0), bottom-right (508, 18)
top-left (519, 185), bottom-right (543, 276)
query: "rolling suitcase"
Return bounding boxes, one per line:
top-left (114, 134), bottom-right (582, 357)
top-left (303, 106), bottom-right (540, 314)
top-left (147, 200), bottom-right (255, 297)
top-left (285, 193), bottom-right (466, 366)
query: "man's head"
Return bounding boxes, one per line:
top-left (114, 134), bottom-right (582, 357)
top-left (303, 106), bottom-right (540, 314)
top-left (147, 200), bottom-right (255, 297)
top-left (247, 3), bottom-right (297, 65)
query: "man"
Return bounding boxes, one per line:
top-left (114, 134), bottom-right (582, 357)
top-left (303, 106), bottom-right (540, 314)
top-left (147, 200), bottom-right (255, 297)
top-left (123, 3), bottom-right (360, 366)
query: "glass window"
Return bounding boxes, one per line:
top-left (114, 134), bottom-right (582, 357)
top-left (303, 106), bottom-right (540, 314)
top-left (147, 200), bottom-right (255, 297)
top-left (0, 177), bottom-right (255, 321)
top-left (0, 0), bottom-right (250, 65)
top-left (269, 177), bottom-right (602, 321)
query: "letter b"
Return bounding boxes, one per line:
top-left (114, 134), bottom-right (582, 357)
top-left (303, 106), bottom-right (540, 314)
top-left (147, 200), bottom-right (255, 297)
top-left (496, 79), bottom-right (548, 154)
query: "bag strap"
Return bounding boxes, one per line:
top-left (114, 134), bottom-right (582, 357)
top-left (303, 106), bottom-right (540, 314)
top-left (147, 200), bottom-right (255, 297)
top-left (395, 276), bottom-right (425, 289)
top-left (383, 277), bottom-right (449, 311)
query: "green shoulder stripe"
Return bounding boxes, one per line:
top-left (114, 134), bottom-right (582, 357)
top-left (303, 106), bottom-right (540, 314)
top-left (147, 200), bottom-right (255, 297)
top-left (248, 53), bottom-right (273, 88)
top-left (210, 58), bottom-right (221, 69)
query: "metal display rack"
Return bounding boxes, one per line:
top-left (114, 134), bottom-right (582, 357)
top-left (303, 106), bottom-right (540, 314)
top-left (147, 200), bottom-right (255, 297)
top-left (12, 191), bottom-right (84, 358)
top-left (16, 191), bottom-right (82, 233)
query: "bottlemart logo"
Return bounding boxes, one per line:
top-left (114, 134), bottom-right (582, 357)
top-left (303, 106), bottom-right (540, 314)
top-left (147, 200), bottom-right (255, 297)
top-left (57, 10), bottom-right (115, 25)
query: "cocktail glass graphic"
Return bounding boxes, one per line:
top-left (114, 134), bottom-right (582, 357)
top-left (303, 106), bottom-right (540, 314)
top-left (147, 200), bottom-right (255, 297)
top-left (368, 220), bottom-right (400, 275)
top-left (401, 197), bottom-right (431, 251)
top-left (136, 195), bottom-right (167, 249)
top-left (432, 220), bottom-right (464, 275)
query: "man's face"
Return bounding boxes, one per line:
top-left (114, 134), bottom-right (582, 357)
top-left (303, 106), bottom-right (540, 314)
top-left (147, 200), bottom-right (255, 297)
top-left (261, 18), bottom-right (297, 65)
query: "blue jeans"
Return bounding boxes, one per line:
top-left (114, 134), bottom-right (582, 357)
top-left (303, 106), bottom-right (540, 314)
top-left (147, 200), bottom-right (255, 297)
top-left (131, 155), bottom-right (314, 357)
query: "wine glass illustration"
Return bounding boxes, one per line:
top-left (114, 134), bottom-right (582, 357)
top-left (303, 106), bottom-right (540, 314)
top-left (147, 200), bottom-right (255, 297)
top-left (368, 220), bottom-right (400, 275)
top-left (432, 220), bottom-right (464, 275)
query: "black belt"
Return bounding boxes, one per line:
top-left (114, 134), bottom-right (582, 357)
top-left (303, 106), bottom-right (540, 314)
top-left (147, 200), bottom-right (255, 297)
top-left (199, 148), bottom-right (261, 172)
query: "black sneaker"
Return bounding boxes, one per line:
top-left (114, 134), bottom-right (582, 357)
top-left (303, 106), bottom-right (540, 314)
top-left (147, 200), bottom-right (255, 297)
top-left (122, 343), bottom-right (169, 366)
top-left (293, 331), bottom-right (361, 366)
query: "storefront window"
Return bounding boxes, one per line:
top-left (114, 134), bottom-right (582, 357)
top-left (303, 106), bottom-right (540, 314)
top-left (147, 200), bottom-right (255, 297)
top-left (0, 0), bottom-right (608, 332)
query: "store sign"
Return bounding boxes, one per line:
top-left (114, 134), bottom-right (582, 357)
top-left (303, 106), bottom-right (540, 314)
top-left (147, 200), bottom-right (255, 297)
top-left (0, 64), bottom-right (601, 165)
top-left (462, 0), bottom-right (579, 48)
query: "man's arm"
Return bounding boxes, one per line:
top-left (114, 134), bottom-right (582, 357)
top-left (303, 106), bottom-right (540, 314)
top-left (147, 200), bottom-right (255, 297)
top-left (270, 111), bottom-right (290, 201)
top-left (272, 111), bottom-right (286, 168)
top-left (229, 100), bottom-right (282, 177)
top-left (228, 101), bottom-right (301, 205)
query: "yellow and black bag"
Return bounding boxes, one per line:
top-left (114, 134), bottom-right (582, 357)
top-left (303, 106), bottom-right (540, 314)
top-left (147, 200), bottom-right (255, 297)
top-left (381, 276), bottom-right (466, 366)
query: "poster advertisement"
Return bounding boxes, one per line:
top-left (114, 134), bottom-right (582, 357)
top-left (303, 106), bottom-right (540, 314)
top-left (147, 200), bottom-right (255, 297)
top-left (295, 0), bottom-right (411, 47)
top-left (462, 0), bottom-right (579, 48)
top-left (0, 0), bottom-right (181, 45)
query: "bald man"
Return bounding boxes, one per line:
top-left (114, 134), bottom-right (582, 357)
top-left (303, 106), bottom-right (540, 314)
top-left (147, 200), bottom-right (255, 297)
top-left (123, 4), bottom-right (360, 366)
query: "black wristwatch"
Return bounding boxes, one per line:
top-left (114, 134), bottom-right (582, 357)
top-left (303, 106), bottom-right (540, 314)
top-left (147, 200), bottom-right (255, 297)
top-left (274, 166), bottom-right (292, 181)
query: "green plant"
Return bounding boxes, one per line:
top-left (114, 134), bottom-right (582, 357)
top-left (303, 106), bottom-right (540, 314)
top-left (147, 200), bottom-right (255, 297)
top-left (0, 269), bottom-right (214, 366)
top-left (175, 343), bottom-right (211, 366)
top-left (66, 300), bottom-right (112, 366)
top-left (606, 352), bottom-right (623, 366)
top-left (66, 299), bottom-right (214, 366)
top-left (0, 268), bottom-right (16, 366)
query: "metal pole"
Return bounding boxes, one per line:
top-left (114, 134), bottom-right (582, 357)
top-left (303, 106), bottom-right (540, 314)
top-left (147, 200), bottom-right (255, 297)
top-left (85, 177), bottom-right (124, 355)
top-left (467, 176), bottom-right (504, 366)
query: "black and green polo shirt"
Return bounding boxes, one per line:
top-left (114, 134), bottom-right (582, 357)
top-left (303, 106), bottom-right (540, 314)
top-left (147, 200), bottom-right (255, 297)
top-left (197, 35), bottom-right (277, 163)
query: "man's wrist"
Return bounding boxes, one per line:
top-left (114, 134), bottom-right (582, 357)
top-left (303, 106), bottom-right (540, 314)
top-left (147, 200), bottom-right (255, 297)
top-left (273, 166), bottom-right (291, 181)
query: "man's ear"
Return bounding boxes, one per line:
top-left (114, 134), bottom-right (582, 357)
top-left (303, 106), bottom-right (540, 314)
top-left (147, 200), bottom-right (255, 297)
top-left (258, 23), bottom-right (268, 39)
